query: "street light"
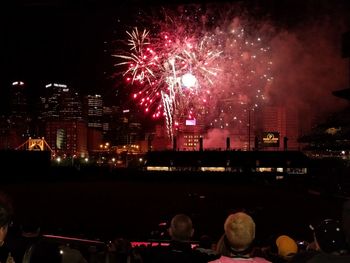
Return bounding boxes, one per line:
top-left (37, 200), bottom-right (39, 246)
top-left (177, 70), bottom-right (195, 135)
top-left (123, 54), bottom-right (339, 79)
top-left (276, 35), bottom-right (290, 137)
top-left (248, 109), bottom-right (251, 151)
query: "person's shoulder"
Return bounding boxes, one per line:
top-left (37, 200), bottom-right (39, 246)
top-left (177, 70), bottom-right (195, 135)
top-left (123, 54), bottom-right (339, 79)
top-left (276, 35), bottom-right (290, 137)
top-left (251, 257), bottom-right (272, 263)
top-left (208, 255), bottom-right (224, 262)
top-left (210, 256), bottom-right (271, 263)
top-left (208, 256), bottom-right (246, 263)
top-left (193, 248), bottom-right (220, 262)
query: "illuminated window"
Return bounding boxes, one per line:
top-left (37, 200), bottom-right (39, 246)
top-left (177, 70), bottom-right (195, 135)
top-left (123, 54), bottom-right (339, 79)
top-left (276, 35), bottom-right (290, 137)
top-left (256, 167), bottom-right (272, 172)
top-left (147, 166), bottom-right (169, 171)
top-left (200, 167), bottom-right (225, 172)
top-left (286, 168), bottom-right (307, 174)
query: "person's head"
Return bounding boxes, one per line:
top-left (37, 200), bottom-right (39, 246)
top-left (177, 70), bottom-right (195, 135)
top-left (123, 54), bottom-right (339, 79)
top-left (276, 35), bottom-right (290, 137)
top-left (0, 192), bottom-right (13, 246)
top-left (224, 212), bottom-right (255, 252)
top-left (312, 219), bottom-right (347, 254)
top-left (275, 235), bottom-right (298, 259)
top-left (168, 214), bottom-right (194, 241)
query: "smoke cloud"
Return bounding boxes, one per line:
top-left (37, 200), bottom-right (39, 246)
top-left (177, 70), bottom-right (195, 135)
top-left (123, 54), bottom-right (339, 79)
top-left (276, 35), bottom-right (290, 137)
top-left (203, 128), bottom-right (230, 149)
top-left (201, 1), bottom-right (350, 148)
top-left (268, 18), bottom-right (349, 123)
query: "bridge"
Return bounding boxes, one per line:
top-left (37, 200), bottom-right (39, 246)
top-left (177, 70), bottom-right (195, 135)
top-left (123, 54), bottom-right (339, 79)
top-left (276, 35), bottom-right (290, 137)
top-left (16, 137), bottom-right (54, 157)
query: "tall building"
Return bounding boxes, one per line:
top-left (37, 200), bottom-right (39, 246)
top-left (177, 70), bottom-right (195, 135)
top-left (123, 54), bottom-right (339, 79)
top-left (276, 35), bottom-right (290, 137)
top-left (84, 94), bottom-right (103, 129)
top-left (83, 95), bottom-right (104, 154)
top-left (60, 89), bottom-right (83, 121)
top-left (102, 105), bottom-right (120, 142)
top-left (176, 120), bottom-right (204, 151)
top-left (0, 116), bottom-right (11, 149)
top-left (40, 83), bottom-right (86, 156)
top-left (102, 106), bottom-right (144, 146)
top-left (260, 105), bottom-right (300, 150)
top-left (10, 81), bottom-right (28, 120)
top-left (45, 120), bottom-right (88, 157)
top-left (40, 83), bottom-right (65, 121)
top-left (40, 83), bottom-right (82, 121)
top-left (8, 81), bottom-right (31, 147)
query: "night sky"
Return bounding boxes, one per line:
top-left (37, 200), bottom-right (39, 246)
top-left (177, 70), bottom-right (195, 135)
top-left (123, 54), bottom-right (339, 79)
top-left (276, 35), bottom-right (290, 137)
top-left (1, 0), bottom-right (350, 117)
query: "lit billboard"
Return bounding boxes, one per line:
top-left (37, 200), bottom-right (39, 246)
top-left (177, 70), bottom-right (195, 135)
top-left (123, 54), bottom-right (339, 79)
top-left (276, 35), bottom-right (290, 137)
top-left (186, 119), bottom-right (196, 126)
top-left (262, 132), bottom-right (280, 147)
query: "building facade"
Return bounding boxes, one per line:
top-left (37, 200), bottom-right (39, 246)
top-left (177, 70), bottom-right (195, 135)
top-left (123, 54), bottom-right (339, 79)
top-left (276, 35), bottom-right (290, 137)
top-left (45, 120), bottom-right (88, 158)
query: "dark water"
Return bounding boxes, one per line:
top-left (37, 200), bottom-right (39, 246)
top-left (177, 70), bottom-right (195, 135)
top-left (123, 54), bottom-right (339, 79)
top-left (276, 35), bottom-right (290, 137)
top-left (1, 168), bottom-right (347, 246)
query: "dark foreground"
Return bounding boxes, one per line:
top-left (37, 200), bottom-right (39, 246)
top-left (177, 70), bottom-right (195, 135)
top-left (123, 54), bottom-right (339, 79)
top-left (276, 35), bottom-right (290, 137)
top-left (1, 167), bottom-right (348, 246)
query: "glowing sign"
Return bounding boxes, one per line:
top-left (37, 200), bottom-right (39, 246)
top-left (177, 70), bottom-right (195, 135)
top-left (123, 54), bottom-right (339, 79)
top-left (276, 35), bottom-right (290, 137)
top-left (186, 119), bottom-right (196, 126)
top-left (262, 132), bottom-right (280, 147)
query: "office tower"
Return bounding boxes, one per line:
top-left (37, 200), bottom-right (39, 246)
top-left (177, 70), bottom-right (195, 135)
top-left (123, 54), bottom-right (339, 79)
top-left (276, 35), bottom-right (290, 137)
top-left (83, 95), bottom-right (104, 154)
top-left (84, 94), bottom-right (103, 129)
top-left (40, 83), bottom-right (87, 157)
top-left (45, 120), bottom-right (88, 158)
top-left (40, 83), bottom-right (82, 121)
top-left (8, 81), bottom-right (31, 147)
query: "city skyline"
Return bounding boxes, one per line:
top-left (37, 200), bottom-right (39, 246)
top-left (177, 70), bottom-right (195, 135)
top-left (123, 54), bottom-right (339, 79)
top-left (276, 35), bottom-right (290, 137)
top-left (1, 0), bottom-right (350, 125)
top-left (0, 77), bottom-right (311, 154)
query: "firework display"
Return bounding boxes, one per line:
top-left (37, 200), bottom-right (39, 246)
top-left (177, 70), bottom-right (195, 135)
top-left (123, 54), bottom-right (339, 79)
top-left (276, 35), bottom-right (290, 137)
top-left (113, 5), bottom-right (273, 139)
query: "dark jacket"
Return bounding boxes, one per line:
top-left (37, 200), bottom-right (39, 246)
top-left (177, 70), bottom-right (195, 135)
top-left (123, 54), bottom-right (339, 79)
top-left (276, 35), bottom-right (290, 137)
top-left (149, 240), bottom-right (208, 263)
top-left (0, 244), bottom-right (12, 263)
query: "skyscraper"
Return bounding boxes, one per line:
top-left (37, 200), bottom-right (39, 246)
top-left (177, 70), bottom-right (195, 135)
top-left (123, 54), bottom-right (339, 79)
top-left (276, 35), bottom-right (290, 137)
top-left (40, 83), bottom-right (87, 157)
top-left (84, 94), bottom-right (103, 129)
top-left (8, 81), bottom-right (31, 147)
top-left (83, 95), bottom-right (104, 154)
top-left (40, 83), bottom-right (82, 121)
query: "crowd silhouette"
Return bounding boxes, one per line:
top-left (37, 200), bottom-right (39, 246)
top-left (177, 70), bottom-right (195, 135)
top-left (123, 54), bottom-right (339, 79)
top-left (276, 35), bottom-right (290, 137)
top-left (1, 190), bottom-right (350, 263)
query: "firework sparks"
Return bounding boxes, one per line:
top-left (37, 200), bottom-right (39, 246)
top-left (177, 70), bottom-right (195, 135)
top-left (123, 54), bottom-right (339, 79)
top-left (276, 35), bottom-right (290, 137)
top-left (113, 5), bottom-right (273, 139)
